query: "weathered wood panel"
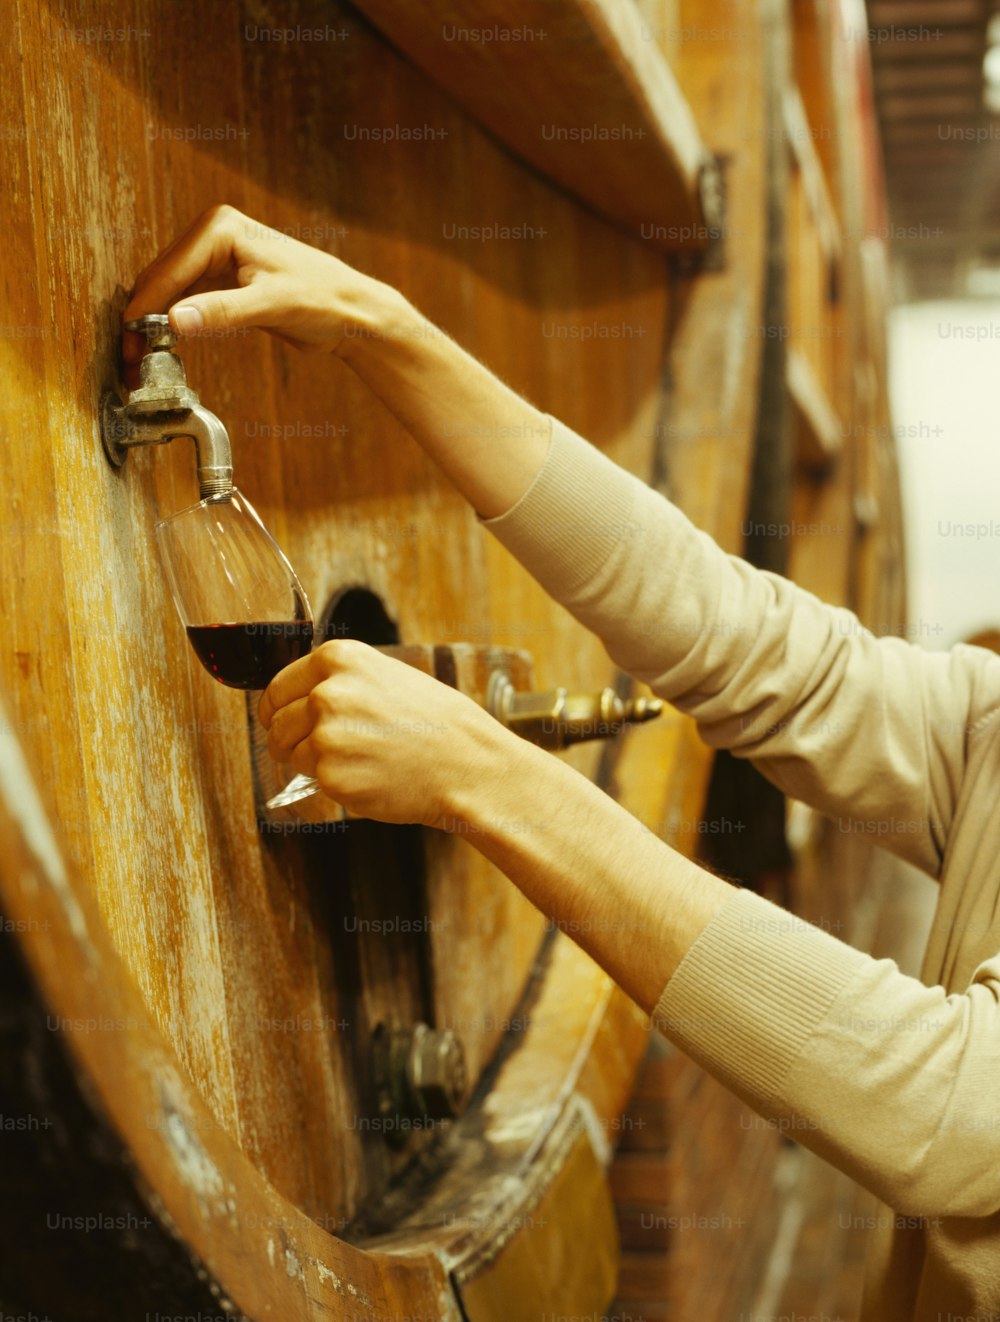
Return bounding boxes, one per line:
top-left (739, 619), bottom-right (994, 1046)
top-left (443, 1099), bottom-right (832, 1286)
top-left (350, 0), bottom-right (717, 250)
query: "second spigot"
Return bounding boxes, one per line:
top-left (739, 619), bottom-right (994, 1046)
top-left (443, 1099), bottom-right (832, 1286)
top-left (101, 314), bottom-right (234, 500)
top-left (487, 670), bottom-right (663, 750)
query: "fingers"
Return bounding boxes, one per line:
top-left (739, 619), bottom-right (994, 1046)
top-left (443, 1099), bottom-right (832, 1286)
top-left (288, 734), bottom-right (320, 779)
top-left (123, 204), bottom-right (247, 359)
top-left (167, 282), bottom-right (274, 338)
top-left (258, 642), bottom-right (349, 729)
top-left (266, 695), bottom-right (313, 762)
top-left (122, 203), bottom-right (358, 363)
top-left (258, 661), bottom-right (305, 731)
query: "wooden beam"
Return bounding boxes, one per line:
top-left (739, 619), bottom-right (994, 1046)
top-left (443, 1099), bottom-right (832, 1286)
top-left (880, 90), bottom-right (984, 117)
top-left (873, 59), bottom-right (982, 92)
top-left (787, 348), bottom-right (843, 472)
top-left (784, 88), bottom-right (842, 268)
top-left (867, 0), bottom-right (983, 27)
top-left (348, 0), bottom-right (717, 251)
top-left (868, 30), bottom-right (984, 59)
top-left (882, 120), bottom-right (984, 145)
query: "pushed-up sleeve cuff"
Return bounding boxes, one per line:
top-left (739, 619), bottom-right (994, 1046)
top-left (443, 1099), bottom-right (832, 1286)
top-left (479, 414), bottom-right (643, 595)
top-left (653, 887), bottom-right (869, 1104)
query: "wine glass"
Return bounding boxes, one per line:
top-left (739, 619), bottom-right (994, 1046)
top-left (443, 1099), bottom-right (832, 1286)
top-left (155, 489), bottom-right (323, 809)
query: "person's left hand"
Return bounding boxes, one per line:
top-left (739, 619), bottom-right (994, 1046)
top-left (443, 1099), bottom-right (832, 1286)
top-left (257, 639), bottom-right (504, 828)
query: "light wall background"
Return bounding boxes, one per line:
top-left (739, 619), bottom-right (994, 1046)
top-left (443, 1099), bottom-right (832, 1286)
top-left (889, 301), bottom-right (1000, 650)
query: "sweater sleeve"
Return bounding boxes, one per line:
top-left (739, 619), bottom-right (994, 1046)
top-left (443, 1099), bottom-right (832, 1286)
top-left (481, 414), bottom-right (1000, 879)
top-left (653, 886), bottom-right (1000, 1219)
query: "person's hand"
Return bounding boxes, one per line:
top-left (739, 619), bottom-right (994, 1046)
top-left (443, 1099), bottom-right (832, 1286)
top-left (257, 639), bottom-right (509, 829)
top-left (122, 203), bottom-right (399, 374)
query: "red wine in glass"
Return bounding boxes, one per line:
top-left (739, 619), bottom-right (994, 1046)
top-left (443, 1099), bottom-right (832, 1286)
top-left (186, 620), bottom-right (314, 690)
top-left (156, 489), bottom-right (323, 807)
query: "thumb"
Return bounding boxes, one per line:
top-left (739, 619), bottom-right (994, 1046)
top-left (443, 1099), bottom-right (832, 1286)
top-left (168, 285), bottom-right (269, 339)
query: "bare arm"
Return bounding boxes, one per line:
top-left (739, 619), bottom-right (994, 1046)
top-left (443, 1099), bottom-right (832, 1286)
top-left (337, 289), bottom-right (551, 520)
top-left (444, 711), bottom-right (731, 1010)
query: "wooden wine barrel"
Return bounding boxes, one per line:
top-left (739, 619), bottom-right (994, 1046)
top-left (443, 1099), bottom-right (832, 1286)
top-left (0, 1), bottom-right (900, 1318)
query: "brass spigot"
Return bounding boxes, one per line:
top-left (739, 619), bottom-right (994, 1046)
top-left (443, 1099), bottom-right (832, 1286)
top-left (487, 671), bottom-right (663, 750)
top-left (100, 314), bottom-right (234, 500)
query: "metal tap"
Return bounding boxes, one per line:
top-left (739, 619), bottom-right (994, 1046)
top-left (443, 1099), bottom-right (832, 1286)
top-left (101, 314), bottom-right (233, 500)
top-left (487, 671), bottom-right (663, 750)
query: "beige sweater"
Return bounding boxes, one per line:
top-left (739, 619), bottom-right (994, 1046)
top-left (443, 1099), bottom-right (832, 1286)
top-left (482, 414), bottom-right (1000, 1319)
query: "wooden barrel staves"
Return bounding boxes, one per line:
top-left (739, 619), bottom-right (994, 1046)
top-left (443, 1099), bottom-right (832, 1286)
top-left (0, 2), bottom-right (897, 1318)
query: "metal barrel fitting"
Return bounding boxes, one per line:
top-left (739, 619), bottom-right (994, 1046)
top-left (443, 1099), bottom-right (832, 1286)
top-left (487, 671), bottom-right (664, 750)
top-left (372, 1021), bottom-right (467, 1147)
top-left (100, 314), bottom-right (234, 500)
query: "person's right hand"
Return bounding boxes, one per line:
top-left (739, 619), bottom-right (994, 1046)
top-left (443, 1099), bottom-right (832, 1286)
top-left (122, 203), bottom-right (393, 372)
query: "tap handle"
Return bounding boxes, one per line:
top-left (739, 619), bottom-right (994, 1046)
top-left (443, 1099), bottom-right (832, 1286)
top-left (119, 314), bottom-right (199, 414)
top-left (125, 314), bottom-right (177, 351)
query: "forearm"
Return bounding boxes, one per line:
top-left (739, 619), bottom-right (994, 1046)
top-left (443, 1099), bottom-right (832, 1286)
top-left (339, 282), bottom-right (550, 519)
top-left (441, 721), bottom-right (731, 1012)
top-left (440, 721), bottom-right (1000, 1222)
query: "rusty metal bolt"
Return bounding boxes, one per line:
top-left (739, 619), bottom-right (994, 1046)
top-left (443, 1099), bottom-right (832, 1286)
top-left (406, 1022), bottom-right (466, 1120)
top-left (373, 1021), bottom-right (467, 1144)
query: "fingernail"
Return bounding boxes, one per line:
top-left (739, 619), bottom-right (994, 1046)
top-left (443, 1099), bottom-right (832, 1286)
top-left (172, 305), bottom-right (204, 334)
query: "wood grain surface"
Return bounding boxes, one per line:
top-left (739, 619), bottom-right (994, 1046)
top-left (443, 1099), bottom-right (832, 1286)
top-left (350, 0), bottom-right (716, 250)
top-left (0, 0), bottom-right (745, 1312)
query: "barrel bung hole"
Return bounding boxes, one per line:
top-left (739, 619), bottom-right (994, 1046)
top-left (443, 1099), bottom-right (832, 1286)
top-left (320, 587), bottom-right (399, 646)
